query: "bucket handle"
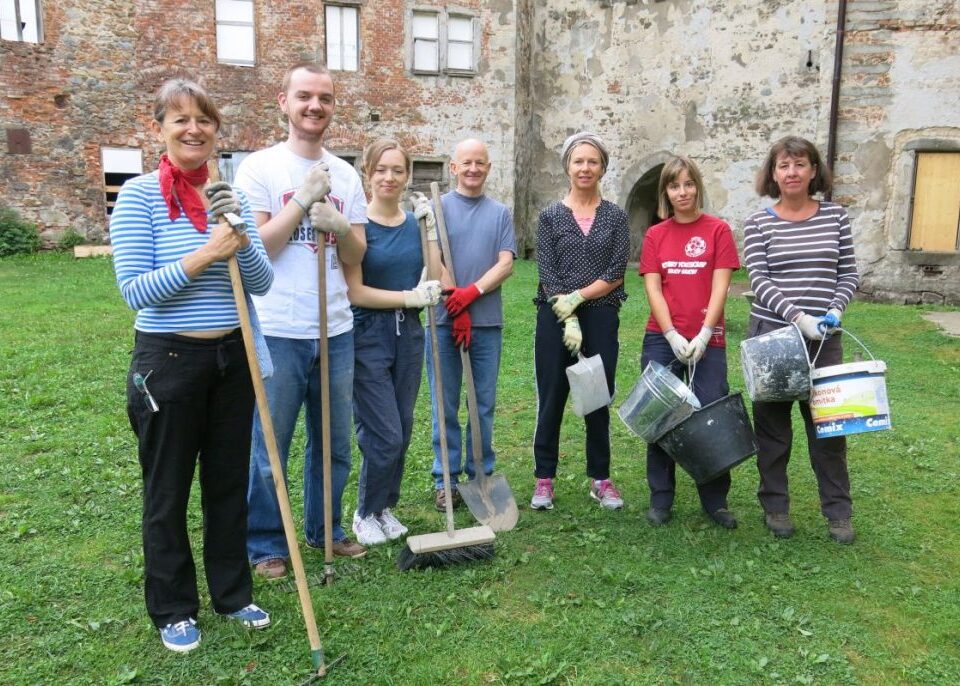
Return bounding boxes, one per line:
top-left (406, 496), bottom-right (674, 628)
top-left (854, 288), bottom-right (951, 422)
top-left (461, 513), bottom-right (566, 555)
top-left (834, 327), bottom-right (875, 361)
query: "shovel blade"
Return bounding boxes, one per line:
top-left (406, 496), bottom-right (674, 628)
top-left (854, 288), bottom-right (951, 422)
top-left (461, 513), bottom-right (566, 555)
top-left (458, 473), bottom-right (519, 532)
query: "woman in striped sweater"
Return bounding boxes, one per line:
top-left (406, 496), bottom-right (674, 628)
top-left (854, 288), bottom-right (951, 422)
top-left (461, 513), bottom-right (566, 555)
top-left (111, 78), bottom-right (274, 652)
top-left (743, 136), bottom-right (859, 544)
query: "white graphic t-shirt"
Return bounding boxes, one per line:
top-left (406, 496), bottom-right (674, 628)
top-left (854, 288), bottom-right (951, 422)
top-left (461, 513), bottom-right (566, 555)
top-left (234, 144), bottom-right (368, 339)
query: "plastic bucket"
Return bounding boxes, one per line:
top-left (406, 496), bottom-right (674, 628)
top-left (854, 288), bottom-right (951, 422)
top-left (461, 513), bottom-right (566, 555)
top-left (657, 393), bottom-right (758, 484)
top-left (617, 360), bottom-right (700, 443)
top-left (740, 323), bottom-right (812, 402)
top-left (566, 353), bottom-right (612, 417)
top-left (810, 360), bottom-right (890, 438)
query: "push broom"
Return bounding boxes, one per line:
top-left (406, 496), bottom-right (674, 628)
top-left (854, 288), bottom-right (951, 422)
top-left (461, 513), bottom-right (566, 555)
top-left (395, 215), bottom-right (496, 571)
top-left (207, 162), bottom-right (332, 680)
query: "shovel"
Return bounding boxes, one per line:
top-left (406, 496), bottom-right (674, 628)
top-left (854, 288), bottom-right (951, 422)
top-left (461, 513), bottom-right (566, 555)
top-left (429, 182), bottom-right (518, 532)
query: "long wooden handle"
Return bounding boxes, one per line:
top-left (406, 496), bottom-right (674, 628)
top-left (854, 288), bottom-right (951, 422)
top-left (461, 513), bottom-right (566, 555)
top-left (208, 161), bottom-right (325, 674)
top-left (317, 231), bottom-right (335, 583)
top-left (430, 182), bottom-right (486, 486)
top-left (419, 215), bottom-right (456, 536)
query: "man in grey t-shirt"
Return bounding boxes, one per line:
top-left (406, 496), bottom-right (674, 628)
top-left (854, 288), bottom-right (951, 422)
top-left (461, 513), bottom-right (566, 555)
top-left (427, 138), bottom-right (516, 510)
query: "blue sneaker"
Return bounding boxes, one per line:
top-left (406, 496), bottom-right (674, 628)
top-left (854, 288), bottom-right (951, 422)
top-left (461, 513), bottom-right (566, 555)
top-left (159, 618), bottom-right (200, 653)
top-left (221, 603), bottom-right (270, 629)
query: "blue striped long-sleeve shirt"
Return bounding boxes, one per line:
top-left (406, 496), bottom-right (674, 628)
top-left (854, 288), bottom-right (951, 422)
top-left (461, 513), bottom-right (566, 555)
top-left (110, 171), bottom-right (273, 332)
top-left (743, 201), bottom-right (859, 326)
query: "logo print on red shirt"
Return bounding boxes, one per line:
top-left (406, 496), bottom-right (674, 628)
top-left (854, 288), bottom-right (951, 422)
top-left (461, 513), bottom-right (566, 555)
top-left (684, 236), bottom-right (706, 258)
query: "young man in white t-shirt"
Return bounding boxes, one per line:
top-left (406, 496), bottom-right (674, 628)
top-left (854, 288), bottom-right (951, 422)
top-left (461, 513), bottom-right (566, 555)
top-left (234, 63), bottom-right (369, 578)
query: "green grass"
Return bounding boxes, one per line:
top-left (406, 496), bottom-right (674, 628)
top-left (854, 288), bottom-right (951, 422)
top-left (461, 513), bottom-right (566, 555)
top-left (1, 253), bottom-right (959, 685)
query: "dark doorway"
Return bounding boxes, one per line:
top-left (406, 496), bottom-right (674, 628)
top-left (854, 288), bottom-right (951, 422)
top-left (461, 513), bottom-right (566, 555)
top-left (625, 164), bottom-right (664, 261)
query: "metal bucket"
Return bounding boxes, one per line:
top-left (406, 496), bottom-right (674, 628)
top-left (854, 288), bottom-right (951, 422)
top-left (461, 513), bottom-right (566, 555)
top-left (657, 393), bottom-right (758, 484)
top-left (617, 360), bottom-right (700, 443)
top-left (566, 353), bottom-right (612, 417)
top-left (740, 323), bottom-right (812, 402)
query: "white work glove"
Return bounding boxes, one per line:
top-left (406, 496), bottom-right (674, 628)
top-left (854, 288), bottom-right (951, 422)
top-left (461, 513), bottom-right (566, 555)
top-left (562, 315), bottom-right (582, 355)
top-left (309, 201), bottom-right (351, 238)
top-left (820, 308), bottom-right (842, 334)
top-left (205, 182), bottom-right (247, 233)
top-left (687, 325), bottom-right (714, 363)
top-left (402, 268), bottom-right (443, 308)
top-left (293, 162), bottom-right (331, 209)
top-left (548, 290), bottom-right (586, 322)
top-left (409, 192), bottom-right (437, 242)
top-left (794, 313), bottom-right (825, 341)
top-left (664, 328), bottom-right (691, 362)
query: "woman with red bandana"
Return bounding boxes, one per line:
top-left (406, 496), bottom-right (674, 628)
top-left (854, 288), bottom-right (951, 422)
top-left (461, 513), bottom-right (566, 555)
top-left (110, 77), bottom-right (273, 653)
top-left (639, 155), bottom-right (740, 530)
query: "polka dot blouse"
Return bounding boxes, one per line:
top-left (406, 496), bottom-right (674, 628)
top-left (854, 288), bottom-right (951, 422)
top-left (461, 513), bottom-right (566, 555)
top-left (534, 199), bottom-right (630, 308)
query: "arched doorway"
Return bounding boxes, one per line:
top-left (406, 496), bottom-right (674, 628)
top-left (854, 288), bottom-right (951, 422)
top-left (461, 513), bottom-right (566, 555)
top-left (625, 164), bottom-right (664, 261)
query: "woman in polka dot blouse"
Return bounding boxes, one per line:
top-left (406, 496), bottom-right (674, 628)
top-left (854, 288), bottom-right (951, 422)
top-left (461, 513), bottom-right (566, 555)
top-left (530, 131), bottom-right (630, 513)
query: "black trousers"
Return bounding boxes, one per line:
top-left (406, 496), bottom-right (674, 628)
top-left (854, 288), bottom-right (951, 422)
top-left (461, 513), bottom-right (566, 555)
top-left (748, 318), bottom-right (852, 521)
top-left (126, 330), bottom-right (254, 628)
top-left (533, 304), bottom-right (619, 480)
top-left (640, 332), bottom-right (731, 513)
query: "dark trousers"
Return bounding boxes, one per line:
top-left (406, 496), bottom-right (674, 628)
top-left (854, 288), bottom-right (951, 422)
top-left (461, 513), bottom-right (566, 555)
top-left (748, 318), bottom-right (852, 520)
top-left (126, 330), bottom-right (254, 628)
top-left (640, 332), bottom-right (731, 513)
top-left (533, 304), bottom-right (619, 480)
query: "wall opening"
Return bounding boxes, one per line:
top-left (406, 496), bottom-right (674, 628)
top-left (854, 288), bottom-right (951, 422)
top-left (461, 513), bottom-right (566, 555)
top-left (101, 147), bottom-right (143, 216)
top-left (625, 164), bottom-right (664, 261)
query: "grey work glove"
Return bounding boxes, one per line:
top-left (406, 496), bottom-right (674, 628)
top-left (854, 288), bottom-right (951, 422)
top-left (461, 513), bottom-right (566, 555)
top-left (549, 290), bottom-right (586, 322)
top-left (562, 315), bottom-right (583, 355)
top-left (687, 325), bottom-right (714, 363)
top-left (293, 162), bottom-right (331, 209)
top-left (402, 269), bottom-right (443, 308)
top-left (308, 201), bottom-right (351, 239)
top-left (205, 182), bottom-right (246, 233)
top-left (664, 328), bottom-right (691, 362)
top-left (409, 192), bottom-right (438, 241)
top-left (794, 313), bottom-right (825, 341)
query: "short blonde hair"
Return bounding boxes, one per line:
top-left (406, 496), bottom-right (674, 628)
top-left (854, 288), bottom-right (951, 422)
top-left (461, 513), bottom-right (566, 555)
top-left (657, 156), bottom-right (705, 218)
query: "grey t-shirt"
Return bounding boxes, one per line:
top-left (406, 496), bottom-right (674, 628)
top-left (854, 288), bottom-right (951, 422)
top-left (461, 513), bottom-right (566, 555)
top-left (436, 190), bottom-right (517, 327)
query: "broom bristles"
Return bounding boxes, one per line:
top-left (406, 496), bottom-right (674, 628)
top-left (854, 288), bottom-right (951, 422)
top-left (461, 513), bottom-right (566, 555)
top-left (396, 541), bottom-right (495, 571)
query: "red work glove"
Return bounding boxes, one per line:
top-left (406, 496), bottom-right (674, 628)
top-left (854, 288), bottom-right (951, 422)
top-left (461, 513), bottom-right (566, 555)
top-left (451, 310), bottom-right (472, 350)
top-left (443, 283), bottom-right (482, 317)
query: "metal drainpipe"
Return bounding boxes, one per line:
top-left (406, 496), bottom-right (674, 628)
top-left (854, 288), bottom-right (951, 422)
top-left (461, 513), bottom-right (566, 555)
top-left (825, 0), bottom-right (848, 201)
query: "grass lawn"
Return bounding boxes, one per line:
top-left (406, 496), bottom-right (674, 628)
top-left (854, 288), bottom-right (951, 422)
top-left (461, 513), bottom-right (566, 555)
top-left (1, 253), bottom-right (959, 685)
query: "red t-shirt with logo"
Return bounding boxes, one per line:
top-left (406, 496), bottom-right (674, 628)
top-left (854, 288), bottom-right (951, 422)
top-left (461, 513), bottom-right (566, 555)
top-left (638, 213), bottom-right (740, 346)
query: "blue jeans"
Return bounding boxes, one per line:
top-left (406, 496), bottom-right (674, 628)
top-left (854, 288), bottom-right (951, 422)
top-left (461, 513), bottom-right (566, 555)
top-left (353, 310), bottom-right (424, 517)
top-left (246, 332), bottom-right (354, 564)
top-left (640, 332), bottom-right (731, 513)
top-left (425, 325), bottom-right (502, 489)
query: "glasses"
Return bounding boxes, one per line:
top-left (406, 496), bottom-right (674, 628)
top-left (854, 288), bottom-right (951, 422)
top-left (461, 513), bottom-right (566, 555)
top-left (133, 371), bottom-right (160, 413)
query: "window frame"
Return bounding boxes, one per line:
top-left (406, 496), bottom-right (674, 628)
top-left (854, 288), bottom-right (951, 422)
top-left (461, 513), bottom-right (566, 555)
top-left (101, 147), bottom-right (143, 217)
top-left (0, 0), bottom-right (43, 44)
top-left (409, 6), bottom-right (478, 77)
top-left (906, 150), bottom-right (960, 253)
top-left (215, 0), bottom-right (257, 67)
top-left (324, 3), bottom-right (360, 73)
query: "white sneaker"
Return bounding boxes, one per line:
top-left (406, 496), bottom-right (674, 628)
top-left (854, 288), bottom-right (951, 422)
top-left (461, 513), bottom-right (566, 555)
top-left (376, 508), bottom-right (408, 540)
top-left (352, 511), bottom-right (387, 545)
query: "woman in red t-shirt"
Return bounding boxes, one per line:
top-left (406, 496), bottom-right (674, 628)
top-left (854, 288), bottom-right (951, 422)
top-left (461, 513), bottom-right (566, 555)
top-left (638, 155), bottom-right (741, 529)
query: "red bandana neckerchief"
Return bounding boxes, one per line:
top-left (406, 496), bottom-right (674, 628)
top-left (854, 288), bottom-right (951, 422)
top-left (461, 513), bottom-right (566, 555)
top-left (158, 154), bottom-right (210, 232)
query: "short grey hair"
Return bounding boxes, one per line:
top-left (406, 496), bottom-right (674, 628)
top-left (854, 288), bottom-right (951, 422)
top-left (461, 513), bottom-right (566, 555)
top-left (560, 131), bottom-right (609, 174)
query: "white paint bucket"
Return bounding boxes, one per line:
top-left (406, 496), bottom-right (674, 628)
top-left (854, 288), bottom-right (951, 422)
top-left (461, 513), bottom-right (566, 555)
top-left (810, 360), bottom-right (891, 438)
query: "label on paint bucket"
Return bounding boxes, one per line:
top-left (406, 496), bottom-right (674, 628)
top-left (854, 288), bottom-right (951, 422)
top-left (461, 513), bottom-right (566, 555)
top-left (810, 360), bottom-right (891, 438)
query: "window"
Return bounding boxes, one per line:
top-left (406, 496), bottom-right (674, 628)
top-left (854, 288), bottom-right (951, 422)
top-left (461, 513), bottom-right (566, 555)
top-left (0, 0), bottom-right (42, 43)
top-left (329, 151), bottom-right (358, 171)
top-left (216, 0), bottom-right (255, 66)
top-left (218, 151), bottom-right (251, 185)
top-left (411, 9), bottom-right (478, 75)
top-left (410, 160), bottom-right (446, 193)
top-left (909, 152), bottom-right (960, 252)
top-left (101, 148), bottom-right (143, 216)
top-left (325, 4), bottom-right (358, 72)
top-left (412, 11), bottom-right (439, 73)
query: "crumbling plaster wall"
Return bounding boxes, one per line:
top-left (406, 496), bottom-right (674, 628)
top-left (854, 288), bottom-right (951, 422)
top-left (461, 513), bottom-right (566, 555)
top-left (833, 1), bottom-right (960, 304)
top-left (0, 0), bottom-right (519, 243)
top-left (523, 0), bottom-right (836, 258)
